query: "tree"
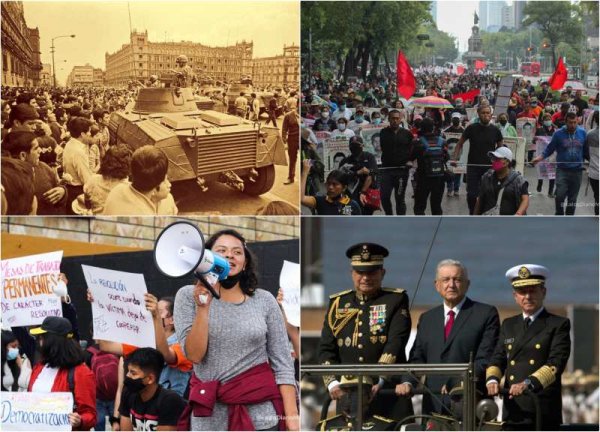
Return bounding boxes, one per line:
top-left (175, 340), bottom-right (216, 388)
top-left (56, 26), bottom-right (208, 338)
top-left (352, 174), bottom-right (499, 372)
top-left (522, 1), bottom-right (584, 67)
top-left (580, 0), bottom-right (599, 28)
top-left (405, 24), bottom-right (458, 66)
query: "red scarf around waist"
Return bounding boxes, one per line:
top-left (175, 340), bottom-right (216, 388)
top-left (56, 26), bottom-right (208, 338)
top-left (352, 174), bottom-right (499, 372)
top-left (189, 362), bottom-right (285, 431)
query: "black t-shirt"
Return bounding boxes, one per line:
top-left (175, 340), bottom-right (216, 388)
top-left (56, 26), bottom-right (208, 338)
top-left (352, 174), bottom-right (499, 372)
top-left (462, 122), bottom-right (503, 166)
top-left (315, 194), bottom-right (361, 215)
top-left (120, 386), bottom-right (186, 431)
top-left (379, 126), bottom-right (413, 167)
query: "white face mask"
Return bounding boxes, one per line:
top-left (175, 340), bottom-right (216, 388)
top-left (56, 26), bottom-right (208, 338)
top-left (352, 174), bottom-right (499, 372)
top-left (53, 280), bottom-right (70, 304)
top-left (321, 112), bottom-right (329, 119)
top-left (338, 124), bottom-right (346, 131)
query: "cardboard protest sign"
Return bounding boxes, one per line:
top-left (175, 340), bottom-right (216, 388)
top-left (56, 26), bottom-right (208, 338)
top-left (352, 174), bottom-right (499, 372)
top-left (534, 136), bottom-right (556, 180)
top-left (359, 125), bottom-right (385, 165)
top-left (516, 117), bottom-right (537, 151)
top-left (1, 252), bottom-right (63, 327)
top-left (323, 137), bottom-right (351, 177)
top-left (314, 131), bottom-right (331, 162)
top-left (82, 265), bottom-right (155, 348)
top-left (1, 392), bottom-right (73, 431)
top-left (503, 137), bottom-right (526, 175)
top-left (279, 260), bottom-right (300, 327)
top-left (443, 132), bottom-right (464, 174)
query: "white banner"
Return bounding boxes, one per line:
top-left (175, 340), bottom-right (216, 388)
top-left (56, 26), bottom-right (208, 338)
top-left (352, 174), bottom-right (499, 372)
top-left (503, 137), bottom-right (526, 175)
top-left (534, 136), bottom-right (556, 180)
top-left (1, 252), bottom-right (63, 327)
top-left (279, 261), bottom-right (300, 327)
top-left (323, 137), bottom-right (351, 177)
top-left (82, 265), bottom-right (155, 348)
top-left (444, 132), bottom-right (465, 174)
top-left (1, 392), bottom-right (73, 431)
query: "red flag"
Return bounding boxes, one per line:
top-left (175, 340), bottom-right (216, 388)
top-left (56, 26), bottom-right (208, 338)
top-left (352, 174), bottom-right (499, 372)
top-left (453, 89), bottom-right (481, 103)
top-left (548, 57), bottom-right (568, 90)
top-left (474, 60), bottom-right (486, 70)
top-left (456, 65), bottom-right (465, 75)
top-left (396, 51), bottom-right (416, 99)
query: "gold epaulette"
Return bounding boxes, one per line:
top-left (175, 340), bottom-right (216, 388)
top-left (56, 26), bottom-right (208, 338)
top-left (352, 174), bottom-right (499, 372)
top-left (329, 289), bottom-right (353, 299)
top-left (372, 415), bottom-right (394, 423)
top-left (381, 287), bottom-right (406, 294)
top-left (317, 414), bottom-right (343, 431)
top-left (486, 366), bottom-right (503, 381)
top-left (378, 353), bottom-right (396, 364)
top-left (531, 365), bottom-right (557, 388)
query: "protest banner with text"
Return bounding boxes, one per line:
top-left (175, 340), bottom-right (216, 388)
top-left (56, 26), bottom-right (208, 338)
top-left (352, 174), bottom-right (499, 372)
top-left (1, 392), bottom-right (73, 431)
top-left (82, 265), bottom-right (155, 348)
top-left (534, 136), bottom-right (556, 180)
top-left (516, 117), bottom-right (536, 151)
top-left (1, 251), bottom-right (63, 327)
top-left (444, 132), bottom-right (465, 174)
top-left (503, 137), bottom-right (526, 175)
top-left (323, 137), bottom-right (351, 177)
top-left (359, 125), bottom-right (385, 165)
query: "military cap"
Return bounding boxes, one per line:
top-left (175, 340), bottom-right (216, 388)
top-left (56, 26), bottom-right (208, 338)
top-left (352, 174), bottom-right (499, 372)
top-left (505, 264), bottom-right (549, 288)
top-left (345, 243), bottom-right (389, 271)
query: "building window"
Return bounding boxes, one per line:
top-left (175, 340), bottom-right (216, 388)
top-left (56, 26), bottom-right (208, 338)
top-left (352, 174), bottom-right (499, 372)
top-left (139, 63), bottom-right (143, 67)
top-left (139, 55), bottom-right (143, 59)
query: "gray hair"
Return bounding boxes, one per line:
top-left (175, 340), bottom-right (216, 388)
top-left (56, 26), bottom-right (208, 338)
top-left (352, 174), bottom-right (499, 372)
top-left (435, 259), bottom-right (469, 281)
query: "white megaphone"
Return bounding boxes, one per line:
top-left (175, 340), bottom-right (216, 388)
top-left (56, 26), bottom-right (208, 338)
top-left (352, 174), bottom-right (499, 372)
top-left (153, 221), bottom-right (229, 300)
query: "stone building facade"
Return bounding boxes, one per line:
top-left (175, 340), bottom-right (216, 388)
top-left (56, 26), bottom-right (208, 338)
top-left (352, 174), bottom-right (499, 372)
top-left (252, 44), bottom-right (299, 89)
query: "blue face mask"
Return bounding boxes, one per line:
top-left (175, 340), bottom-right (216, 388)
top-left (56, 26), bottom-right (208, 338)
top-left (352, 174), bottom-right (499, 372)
top-left (355, 115), bottom-right (364, 123)
top-left (6, 348), bottom-right (19, 361)
top-left (373, 118), bottom-right (382, 125)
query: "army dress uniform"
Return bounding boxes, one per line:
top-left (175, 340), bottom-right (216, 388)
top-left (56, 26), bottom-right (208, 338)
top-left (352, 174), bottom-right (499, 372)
top-left (318, 243), bottom-right (413, 420)
top-left (486, 265), bottom-right (571, 430)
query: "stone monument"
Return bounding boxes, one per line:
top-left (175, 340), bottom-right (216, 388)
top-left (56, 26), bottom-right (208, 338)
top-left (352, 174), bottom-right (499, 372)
top-left (462, 11), bottom-right (487, 69)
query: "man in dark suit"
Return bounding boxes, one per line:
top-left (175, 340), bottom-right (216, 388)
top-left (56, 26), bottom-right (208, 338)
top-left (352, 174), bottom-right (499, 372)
top-left (395, 259), bottom-right (500, 417)
top-left (318, 243), bottom-right (413, 422)
top-left (486, 264), bottom-right (571, 431)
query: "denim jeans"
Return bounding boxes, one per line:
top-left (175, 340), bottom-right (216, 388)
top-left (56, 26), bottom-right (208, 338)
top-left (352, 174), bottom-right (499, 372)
top-left (380, 169), bottom-right (409, 215)
top-left (95, 398), bottom-right (115, 431)
top-left (554, 168), bottom-right (582, 215)
top-left (446, 173), bottom-right (461, 192)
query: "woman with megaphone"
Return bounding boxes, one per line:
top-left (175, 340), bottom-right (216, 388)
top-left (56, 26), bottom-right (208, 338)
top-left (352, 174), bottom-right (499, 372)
top-left (173, 229), bottom-right (299, 431)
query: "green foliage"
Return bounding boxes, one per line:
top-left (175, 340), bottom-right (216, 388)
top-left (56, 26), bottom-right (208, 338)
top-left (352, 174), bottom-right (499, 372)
top-left (481, 28), bottom-right (544, 65)
top-left (405, 24), bottom-right (459, 65)
top-left (522, 1), bottom-right (584, 65)
top-left (579, 0), bottom-right (599, 28)
top-left (301, 1), bottom-right (432, 81)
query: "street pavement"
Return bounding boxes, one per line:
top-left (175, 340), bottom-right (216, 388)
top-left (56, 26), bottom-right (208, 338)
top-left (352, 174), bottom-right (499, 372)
top-left (301, 165), bottom-right (596, 216)
top-left (173, 113), bottom-right (300, 215)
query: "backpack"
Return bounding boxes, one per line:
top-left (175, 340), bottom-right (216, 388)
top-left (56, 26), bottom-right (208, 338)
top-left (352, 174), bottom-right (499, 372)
top-left (86, 346), bottom-right (119, 401)
top-left (420, 136), bottom-right (446, 178)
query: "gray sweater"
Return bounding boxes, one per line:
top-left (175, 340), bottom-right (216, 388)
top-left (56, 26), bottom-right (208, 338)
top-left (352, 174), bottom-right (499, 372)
top-left (174, 286), bottom-right (295, 431)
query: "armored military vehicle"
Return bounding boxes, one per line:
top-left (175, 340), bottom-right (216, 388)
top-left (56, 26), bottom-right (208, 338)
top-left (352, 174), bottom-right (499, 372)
top-left (108, 86), bottom-right (287, 195)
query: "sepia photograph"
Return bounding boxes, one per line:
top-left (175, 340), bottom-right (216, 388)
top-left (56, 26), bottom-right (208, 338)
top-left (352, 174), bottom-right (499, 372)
top-left (1, 1), bottom-right (301, 216)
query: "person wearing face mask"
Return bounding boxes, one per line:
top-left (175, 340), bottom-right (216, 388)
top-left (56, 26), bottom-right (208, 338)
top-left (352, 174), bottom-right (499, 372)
top-left (474, 146), bottom-right (529, 215)
top-left (62, 117), bottom-right (94, 215)
top-left (370, 111), bottom-right (385, 127)
top-left (313, 107), bottom-right (336, 132)
top-left (348, 106), bottom-right (370, 134)
top-left (1, 330), bottom-right (30, 392)
top-left (453, 106), bottom-right (504, 215)
top-left (174, 229), bottom-right (299, 430)
top-left (534, 114), bottom-right (558, 197)
top-left (332, 117), bottom-right (355, 139)
top-left (27, 317), bottom-right (97, 430)
top-left (301, 160), bottom-right (361, 215)
top-left (338, 136), bottom-right (378, 215)
top-left (119, 348), bottom-right (186, 431)
top-left (496, 113), bottom-right (517, 138)
top-left (332, 99), bottom-right (352, 122)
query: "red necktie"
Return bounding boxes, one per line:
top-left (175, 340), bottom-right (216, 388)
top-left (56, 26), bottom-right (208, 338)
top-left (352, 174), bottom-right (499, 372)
top-left (444, 310), bottom-right (455, 340)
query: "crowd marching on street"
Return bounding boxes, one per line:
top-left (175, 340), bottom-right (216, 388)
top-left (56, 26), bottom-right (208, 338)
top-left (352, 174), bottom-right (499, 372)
top-left (300, 67), bottom-right (599, 216)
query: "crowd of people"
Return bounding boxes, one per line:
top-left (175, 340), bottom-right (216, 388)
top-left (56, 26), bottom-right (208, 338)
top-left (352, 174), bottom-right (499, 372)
top-left (300, 69), bottom-right (599, 216)
top-left (1, 229), bottom-right (300, 431)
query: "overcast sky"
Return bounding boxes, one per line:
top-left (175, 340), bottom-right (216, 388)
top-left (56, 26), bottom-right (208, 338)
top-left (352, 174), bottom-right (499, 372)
top-left (22, 0), bottom-right (299, 84)
top-left (436, 0), bottom-right (479, 52)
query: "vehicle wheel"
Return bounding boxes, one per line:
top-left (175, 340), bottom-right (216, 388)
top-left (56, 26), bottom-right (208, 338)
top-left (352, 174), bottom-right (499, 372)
top-left (242, 165), bottom-right (275, 195)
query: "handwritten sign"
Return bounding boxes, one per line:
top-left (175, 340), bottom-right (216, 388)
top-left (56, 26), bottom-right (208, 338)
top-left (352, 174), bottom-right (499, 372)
top-left (1, 392), bottom-right (72, 431)
top-left (359, 125), bottom-right (385, 165)
top-left (1, 252), bottom-right (63, 327)
top-left (82, 265), bottom-right (155, 348)
top-left (534, 136), bottom-right (556, 180)
top-left (279, 261), bottom-right (300, 327)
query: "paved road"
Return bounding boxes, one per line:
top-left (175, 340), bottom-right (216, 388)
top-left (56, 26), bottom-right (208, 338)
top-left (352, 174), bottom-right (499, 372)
top-left (173, 115), bottom-right (300, 215)
top-left (301, 165), bottom-right (596, 216)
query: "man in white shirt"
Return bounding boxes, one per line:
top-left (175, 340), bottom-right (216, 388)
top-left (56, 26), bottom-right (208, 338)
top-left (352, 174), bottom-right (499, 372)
top-left (62, 117), bottom-right (94, 215)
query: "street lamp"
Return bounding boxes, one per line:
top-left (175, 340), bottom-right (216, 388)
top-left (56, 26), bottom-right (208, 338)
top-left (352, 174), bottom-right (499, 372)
top-left (51, 34), bottom-right (75, 87)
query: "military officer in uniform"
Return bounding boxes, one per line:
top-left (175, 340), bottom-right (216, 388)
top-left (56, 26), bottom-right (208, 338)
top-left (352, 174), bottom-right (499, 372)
top-left (318, 243), bottom-right (413, 423)
top-left (486, 264), bottom-right (571, 430)
top-left (316, 377), bottom-right (396, 431)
